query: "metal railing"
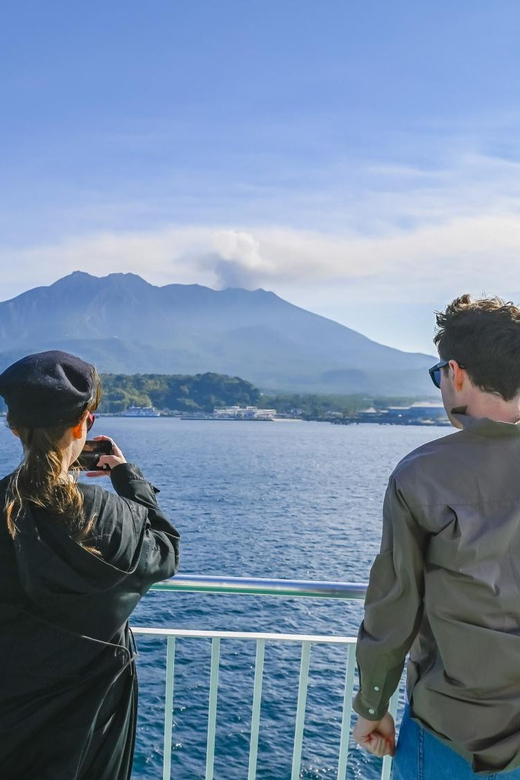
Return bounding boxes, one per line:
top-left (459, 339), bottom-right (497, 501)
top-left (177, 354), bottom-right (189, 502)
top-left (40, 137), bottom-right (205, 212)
top-left (150, 573), bottom-right (369, 599)
top-left (134, 576), bottom-right (399, 780)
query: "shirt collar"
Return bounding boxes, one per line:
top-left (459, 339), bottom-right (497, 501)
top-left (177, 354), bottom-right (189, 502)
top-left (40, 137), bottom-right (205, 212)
top-left (453, 412), bottom-right (520, 438)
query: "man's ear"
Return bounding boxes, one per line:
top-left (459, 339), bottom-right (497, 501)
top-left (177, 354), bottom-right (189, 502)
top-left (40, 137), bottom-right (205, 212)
top-left (10, 428), bottom-right (20, 439)
top-left (450, 360), bottom-right (466, 392)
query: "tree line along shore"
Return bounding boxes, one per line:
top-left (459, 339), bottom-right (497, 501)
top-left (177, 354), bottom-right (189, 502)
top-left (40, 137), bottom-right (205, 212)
top-left (0, 371), bottom-right (431, 420)
top-left (98, 372), bottom-right (424, 419)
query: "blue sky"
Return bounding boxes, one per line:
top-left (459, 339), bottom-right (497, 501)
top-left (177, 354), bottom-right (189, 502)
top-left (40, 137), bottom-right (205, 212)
top-left (1, 1), bottom-right (520, 353)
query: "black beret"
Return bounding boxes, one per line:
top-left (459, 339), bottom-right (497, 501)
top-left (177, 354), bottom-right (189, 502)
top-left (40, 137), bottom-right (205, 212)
top-left (0, 350), bottom-right (96, 428)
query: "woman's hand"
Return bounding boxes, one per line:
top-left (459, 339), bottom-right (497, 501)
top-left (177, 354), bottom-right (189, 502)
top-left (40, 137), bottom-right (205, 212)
top-left (86, 435), bottom-right (127, 477)
top-left (353, 712), bottom-right (395, 758)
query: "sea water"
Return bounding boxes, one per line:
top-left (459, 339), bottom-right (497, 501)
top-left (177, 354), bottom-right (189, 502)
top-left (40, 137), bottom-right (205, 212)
top-left (0, 418), bottom-right (449, 779)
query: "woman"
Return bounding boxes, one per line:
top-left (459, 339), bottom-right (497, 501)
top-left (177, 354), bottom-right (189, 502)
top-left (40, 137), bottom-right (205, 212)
top-left (0, 350), bottom-right (180, 780)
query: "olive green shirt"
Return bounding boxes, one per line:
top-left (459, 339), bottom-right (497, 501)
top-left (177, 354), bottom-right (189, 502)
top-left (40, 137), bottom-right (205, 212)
top-left (354, 415), bottom-right (520, 775)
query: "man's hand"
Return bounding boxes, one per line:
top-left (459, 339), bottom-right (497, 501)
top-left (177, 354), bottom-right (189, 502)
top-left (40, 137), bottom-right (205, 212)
top-left (353, 712), bottom-right (395, 758)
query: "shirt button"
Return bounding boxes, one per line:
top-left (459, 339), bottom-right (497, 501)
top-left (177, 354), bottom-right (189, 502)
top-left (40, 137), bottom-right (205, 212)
top-left (368, 708), bottom-right (375, 715)
top-left (374, 686), bottom-right (380, 691)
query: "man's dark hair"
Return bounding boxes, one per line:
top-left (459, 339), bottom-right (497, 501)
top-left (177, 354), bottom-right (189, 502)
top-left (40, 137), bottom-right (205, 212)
top-left (434, 294), bottom-right (520, 401)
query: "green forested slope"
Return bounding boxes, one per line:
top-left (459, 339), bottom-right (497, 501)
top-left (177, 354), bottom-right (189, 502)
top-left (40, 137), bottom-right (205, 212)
top-left (97, 372), bottom-right (260, 413)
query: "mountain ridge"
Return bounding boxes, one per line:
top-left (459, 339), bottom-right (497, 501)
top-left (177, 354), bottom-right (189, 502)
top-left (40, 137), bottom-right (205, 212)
top-left (0, 272), bottom-right (437, 395)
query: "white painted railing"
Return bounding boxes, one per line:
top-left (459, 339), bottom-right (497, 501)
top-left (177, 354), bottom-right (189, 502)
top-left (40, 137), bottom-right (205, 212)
top-left (134, 576), bottom-right (401, 780)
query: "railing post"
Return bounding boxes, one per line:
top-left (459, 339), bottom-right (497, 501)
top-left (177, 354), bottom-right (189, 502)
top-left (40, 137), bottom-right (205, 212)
top-left (337, 644), bottom-right (356, 780)
top-left (205, 637), bottom-right (221, 780)
top-left (163, 636), bottom-right (176, 780)
top-left (381, 688), bottom-right (400, 780)
top-left (291, 641), bottom-right (312, 780)
top-left (248, 639), bottom-right (266, 780)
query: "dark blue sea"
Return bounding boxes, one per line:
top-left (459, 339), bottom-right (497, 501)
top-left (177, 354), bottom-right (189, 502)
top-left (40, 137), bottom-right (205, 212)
top-left (0, 419), bottom-right (449, 779)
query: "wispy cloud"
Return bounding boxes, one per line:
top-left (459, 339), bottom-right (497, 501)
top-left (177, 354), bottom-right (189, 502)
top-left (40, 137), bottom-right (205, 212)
top-left (1, 151), bottom-right (520, 354)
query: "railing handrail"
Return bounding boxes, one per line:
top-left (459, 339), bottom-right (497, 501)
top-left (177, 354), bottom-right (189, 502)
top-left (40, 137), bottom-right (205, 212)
top-left (133, 626), bottom-right (357, 643)
top-left (150, 574), bottom-right (368, 599)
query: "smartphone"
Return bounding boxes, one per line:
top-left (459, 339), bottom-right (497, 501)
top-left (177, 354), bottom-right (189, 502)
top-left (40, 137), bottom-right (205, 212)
top-left (74, 440), bottom-right (113, 471)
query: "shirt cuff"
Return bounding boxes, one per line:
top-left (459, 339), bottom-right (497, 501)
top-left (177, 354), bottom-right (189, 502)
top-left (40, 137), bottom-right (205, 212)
top-left (352, 690), bottom-right (389, 721)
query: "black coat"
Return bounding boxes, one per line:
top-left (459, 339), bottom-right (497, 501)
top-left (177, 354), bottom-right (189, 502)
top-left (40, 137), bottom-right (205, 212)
top-left (0, 463), bottom-right (180, 780)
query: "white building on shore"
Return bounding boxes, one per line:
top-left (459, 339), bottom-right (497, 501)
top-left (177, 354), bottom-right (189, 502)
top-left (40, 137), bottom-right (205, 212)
top-left (213, 406), bottom-right (276, 420)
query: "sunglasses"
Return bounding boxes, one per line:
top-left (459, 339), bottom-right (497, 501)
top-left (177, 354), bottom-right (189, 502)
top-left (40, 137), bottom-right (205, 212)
top-left (86, 412), bottom-right (95, 432)
top-left (428, 359), bottom-right (465, 389)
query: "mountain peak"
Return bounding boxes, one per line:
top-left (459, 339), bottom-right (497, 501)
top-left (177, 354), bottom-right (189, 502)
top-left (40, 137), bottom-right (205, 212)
top-left (51, 271), bottom-right (152, 288)
top-left (49, 271), bottom-right (99, 289)
top-left (105, 272), bottom-right (154, 286)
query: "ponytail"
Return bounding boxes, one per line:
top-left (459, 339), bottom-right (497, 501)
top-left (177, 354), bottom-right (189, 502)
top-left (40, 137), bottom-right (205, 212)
top-left (5, 373), bottom-right (101, 552)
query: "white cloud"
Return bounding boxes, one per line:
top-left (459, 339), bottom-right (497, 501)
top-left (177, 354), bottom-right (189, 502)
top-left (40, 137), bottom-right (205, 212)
top-left (2, 211), bottom-right (520, 300)
top-left (1, 151), bottom-right (520, 352)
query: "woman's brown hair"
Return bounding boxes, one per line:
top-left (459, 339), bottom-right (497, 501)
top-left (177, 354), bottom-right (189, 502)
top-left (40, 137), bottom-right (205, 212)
top-left (5, 371), bottom-right (102, 551)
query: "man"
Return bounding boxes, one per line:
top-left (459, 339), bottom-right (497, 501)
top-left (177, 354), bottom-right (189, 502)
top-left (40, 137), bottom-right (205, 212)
top-left (352, 295), bottom-right (520, 778)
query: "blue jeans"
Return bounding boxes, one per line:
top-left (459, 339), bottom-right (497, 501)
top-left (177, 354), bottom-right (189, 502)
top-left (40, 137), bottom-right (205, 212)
top-left (392, 707), bottom-right (520, 779)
